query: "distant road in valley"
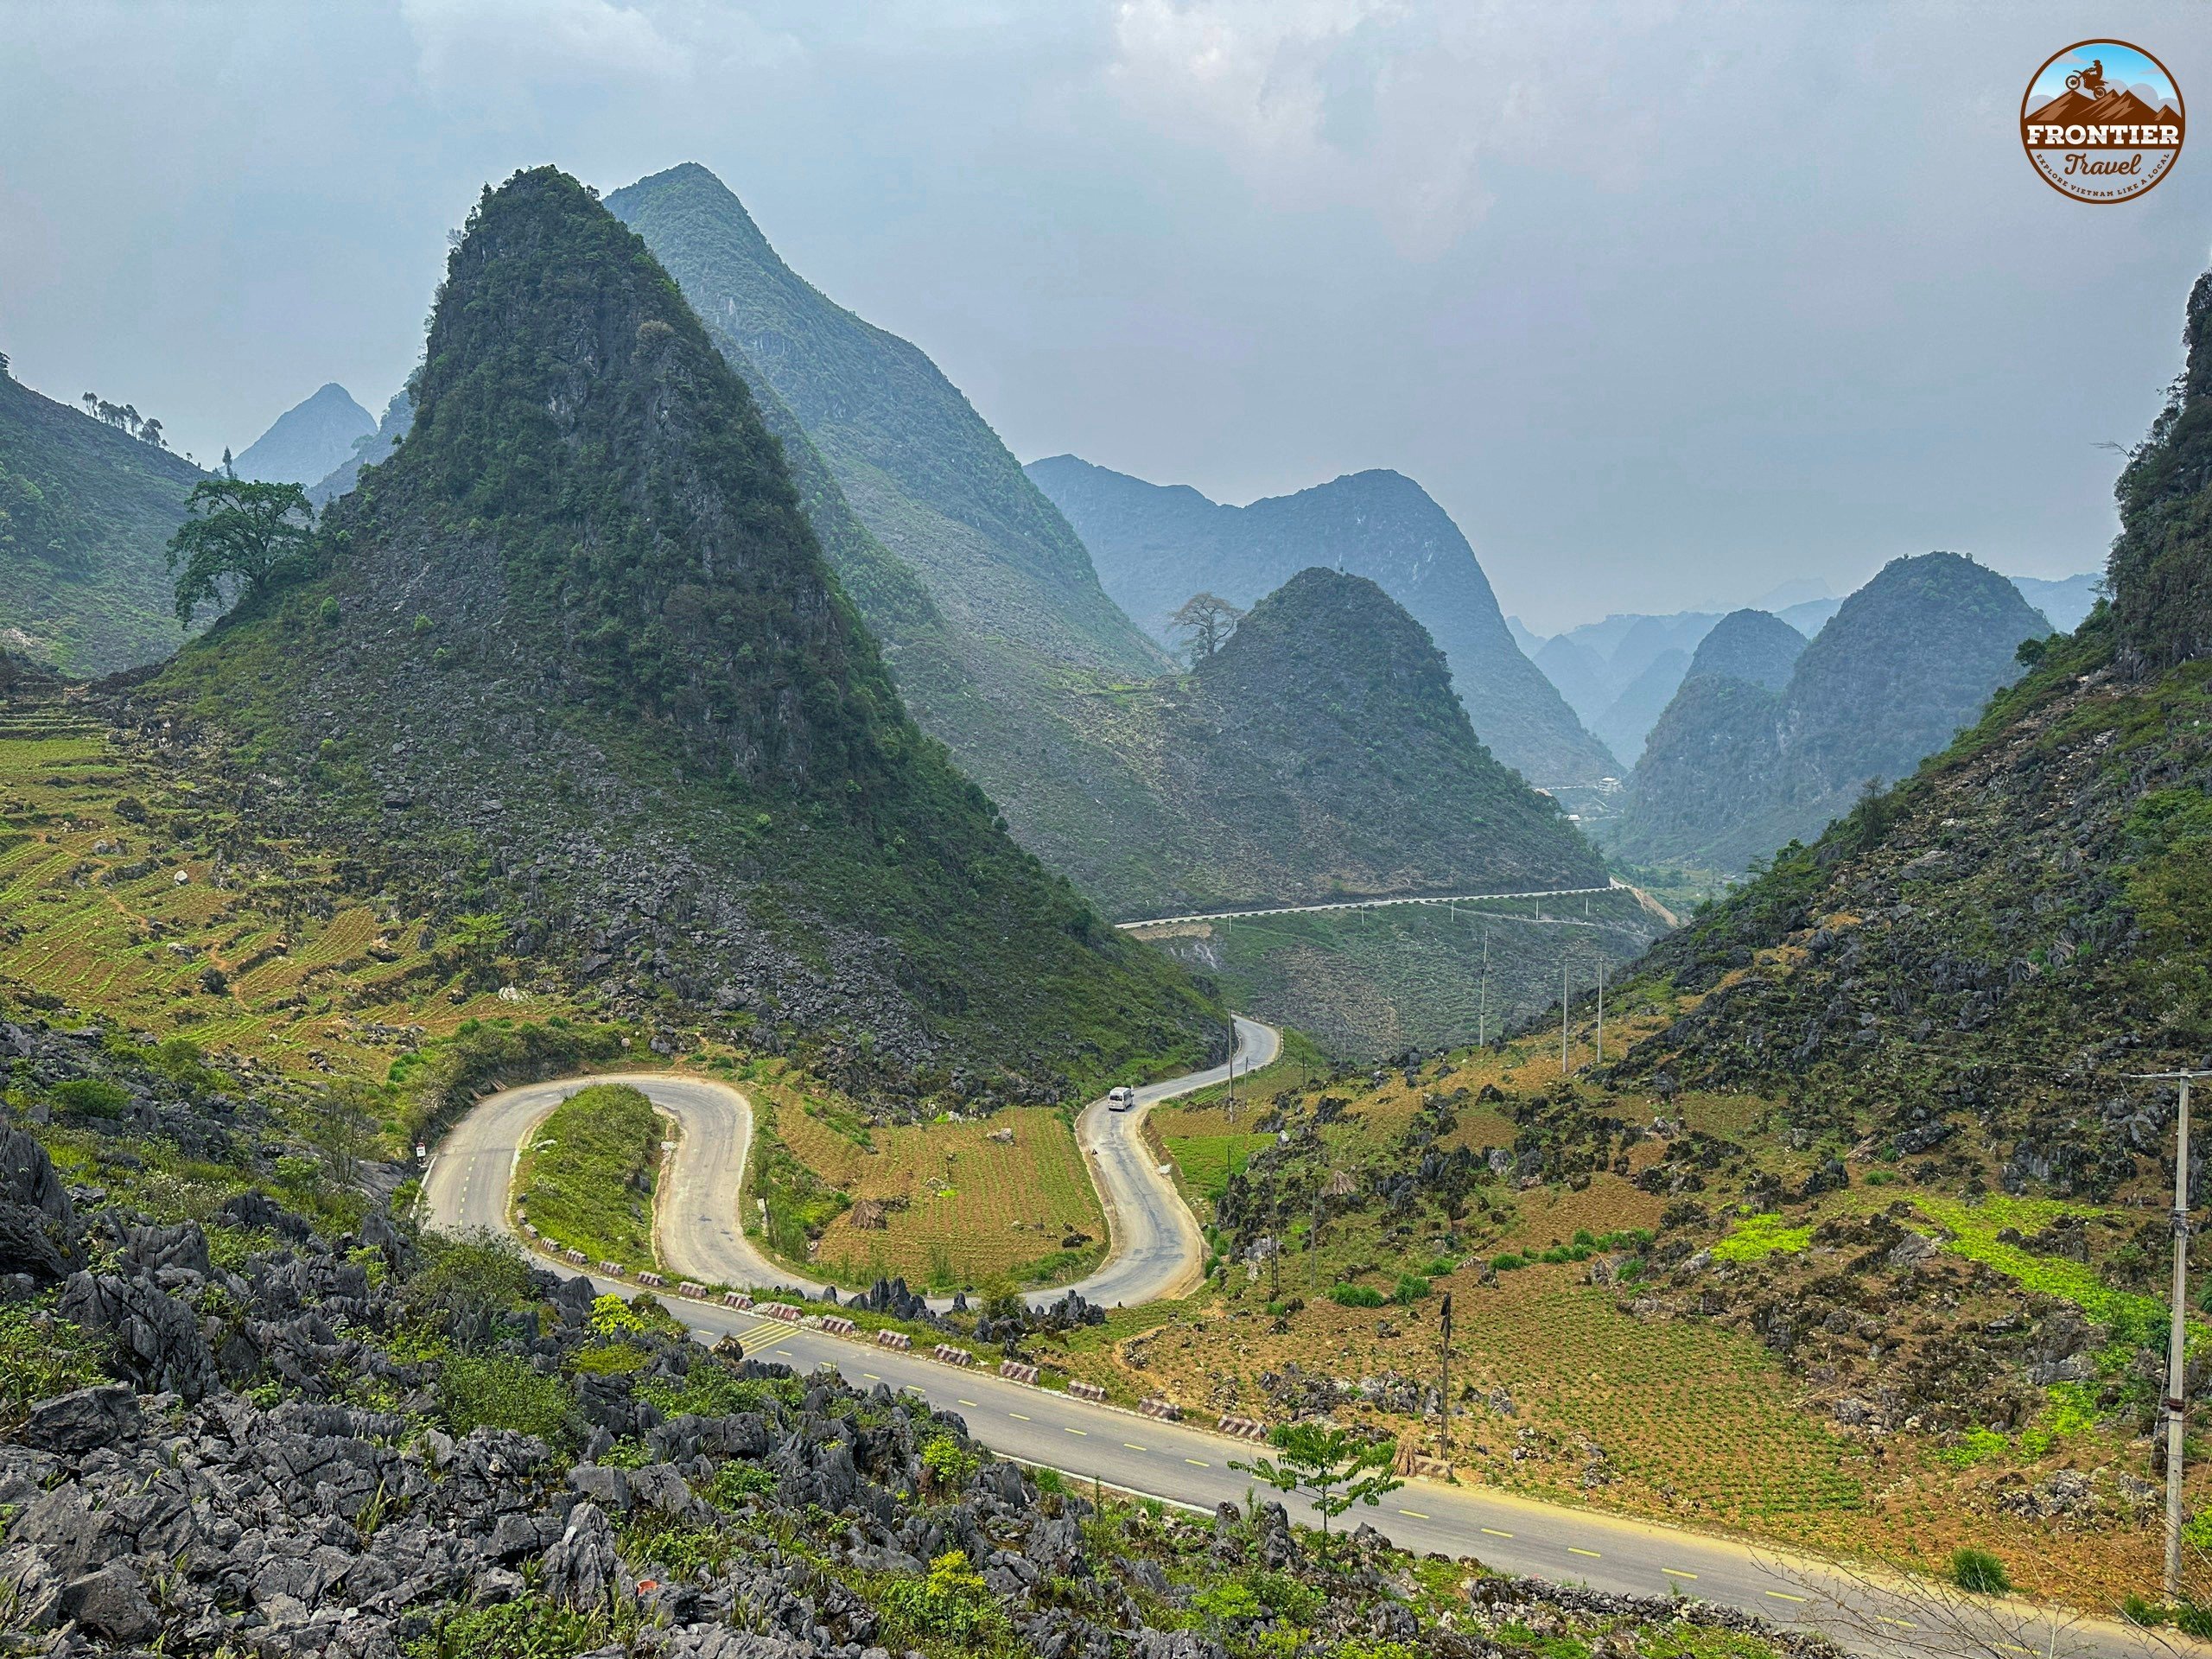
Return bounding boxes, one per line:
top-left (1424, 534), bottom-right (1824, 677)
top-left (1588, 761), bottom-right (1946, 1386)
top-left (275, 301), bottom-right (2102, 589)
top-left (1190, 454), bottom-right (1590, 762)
top-left (1116, 881), bottom-right (1625, 930)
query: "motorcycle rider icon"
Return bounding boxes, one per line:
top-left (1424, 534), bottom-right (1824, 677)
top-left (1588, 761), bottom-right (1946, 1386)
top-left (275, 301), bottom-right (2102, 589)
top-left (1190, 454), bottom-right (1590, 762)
top-left (2065, 58), bottom-right (2109, 98)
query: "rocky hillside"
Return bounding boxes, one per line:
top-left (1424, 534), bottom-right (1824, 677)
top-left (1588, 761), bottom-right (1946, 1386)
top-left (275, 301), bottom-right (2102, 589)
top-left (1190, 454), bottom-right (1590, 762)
top-left (143, 167), bottom-right (1218, 1103)
top-left (1028, 454), bottom-right (1618, 789)
top-left (232, 382), bottom-right (375, 485)
top-left (1614, 272), bottom-right (2212, 1171)
top-left (1077, 569), bottom-right (1607, 914)
top-left (0, 991), bottom-right (1835, 1659)
top-left (0, 367), bottom-right (204, 674)
top-left (1605, 553), bottom-right (2052, 874)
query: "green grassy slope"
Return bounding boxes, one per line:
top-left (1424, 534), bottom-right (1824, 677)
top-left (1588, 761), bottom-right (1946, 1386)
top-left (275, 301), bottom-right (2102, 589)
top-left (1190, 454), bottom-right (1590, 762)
top-left (0, 369), bottom-right (204, 673)
top-left (143, 166), bottom-right (1221, 1103)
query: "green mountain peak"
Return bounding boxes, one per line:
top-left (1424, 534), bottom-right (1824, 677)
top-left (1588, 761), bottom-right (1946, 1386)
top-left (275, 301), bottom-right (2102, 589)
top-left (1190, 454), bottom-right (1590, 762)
top-left (151, 165), bottom-right (1218, 1099)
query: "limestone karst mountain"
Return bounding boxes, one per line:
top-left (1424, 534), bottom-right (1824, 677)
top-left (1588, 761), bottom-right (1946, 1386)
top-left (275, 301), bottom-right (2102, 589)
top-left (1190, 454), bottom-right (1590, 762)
top-left (149, 166), bottom-right (1219, 1099)
top-left (1605, 552), bottom-right (2052, 872)
top-left (1026, 454), bottom-right (1620, 789)
top-left (1681, 607), bottom-right (1805, 690)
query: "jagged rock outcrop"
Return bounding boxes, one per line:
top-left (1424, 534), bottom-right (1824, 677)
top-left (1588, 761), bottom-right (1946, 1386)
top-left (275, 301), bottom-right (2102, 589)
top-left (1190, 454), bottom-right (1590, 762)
top-left (0, 1127), bottom-right (80, 1282)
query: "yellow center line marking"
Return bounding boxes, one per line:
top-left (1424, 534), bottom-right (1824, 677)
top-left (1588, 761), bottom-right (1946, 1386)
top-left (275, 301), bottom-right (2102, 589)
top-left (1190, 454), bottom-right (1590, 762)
top-left (861, 1374), bottom-right (880, 1382)
top-left (1876, 1617), bottom-right (1918, 1630)
top-left (1764, 1591), bottom-right (1808, 1604)
top-left (1185, 1459), bottom-right (1210, 1467)
top-left (1123, 1443), bottom-right (1147, 1451)
top-left (958, 1400), bottom-right (980, 1408)
top-left (1481, 1528), bottom-right (1514, 1539)
top-left (772, 1350), bottom-right (793, 1357)
top-left (1568, 1547), bottom-right (1601, 1559)
top-left (1065, 1427), bottom-right (1088, 1436)
top-left (1397, 1510), bottom-right (1429, 1520)
top-left (1662, 1569), bottom-right (1697, 1580)
top-left (1008, 1413), bottom-right (1031, 1421)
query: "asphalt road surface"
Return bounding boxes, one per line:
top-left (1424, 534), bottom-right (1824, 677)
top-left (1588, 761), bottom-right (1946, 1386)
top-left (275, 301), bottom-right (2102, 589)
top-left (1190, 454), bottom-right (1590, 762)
top-left (421, 1034), bottom-right (2177, 1658)
top-left (422, 1016), bottom-right (1276, 1312)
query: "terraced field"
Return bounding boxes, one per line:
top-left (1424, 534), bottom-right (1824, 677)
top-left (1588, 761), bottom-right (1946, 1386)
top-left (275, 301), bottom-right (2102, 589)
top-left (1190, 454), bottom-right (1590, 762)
top-left (744, 1066), bottom-right (1109, 1291)
top-left (0, 698), bottom-right (561, 1084)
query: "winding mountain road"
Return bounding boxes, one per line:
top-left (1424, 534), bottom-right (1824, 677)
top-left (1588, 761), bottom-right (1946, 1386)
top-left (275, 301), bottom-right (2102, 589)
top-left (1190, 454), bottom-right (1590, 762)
top-left (420, 1023), bottom-right (2171, 1659)
top-left (421, 1015), bottom-right (1277, 1311)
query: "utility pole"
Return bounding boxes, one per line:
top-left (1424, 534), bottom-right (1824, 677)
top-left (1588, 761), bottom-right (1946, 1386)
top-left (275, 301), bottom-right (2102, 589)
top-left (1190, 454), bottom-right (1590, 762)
top-left (2133, 1068), bottom-right (2212, 1601)
top-left (1439, 1290), bottom-right (1453, 1467)
top-left (1225, 1010), bottom-right (1236, 1119)
top-left (1478, 929), bottom-right (1491, 1047)
top-left (1596, 957), bottom-right (1605, 1065)
top-left (1560, 957), bottom-right (1570, 1074)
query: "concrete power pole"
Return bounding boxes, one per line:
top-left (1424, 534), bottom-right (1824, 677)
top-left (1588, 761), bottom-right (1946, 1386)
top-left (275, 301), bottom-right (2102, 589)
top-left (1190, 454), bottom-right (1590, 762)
top-left (1439, 1290), bottom-right (1453, 1467)
top-left (2176, 1074), bottom-right (2193, 1604)
top-left (1560, 957), bottom-right (1571, 1074)
top-left (2134, 1067), bottom-right (2209, 1600)
top-left (1598, 957), bottom-right (1607, 1064)
top-left (1479, 929), bottom-right (1490, 1048)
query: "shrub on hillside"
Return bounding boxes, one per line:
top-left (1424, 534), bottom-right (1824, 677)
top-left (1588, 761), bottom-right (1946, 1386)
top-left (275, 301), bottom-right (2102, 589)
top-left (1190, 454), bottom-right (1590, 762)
top-left (1948, 1548), bottom-right (2012, 1595)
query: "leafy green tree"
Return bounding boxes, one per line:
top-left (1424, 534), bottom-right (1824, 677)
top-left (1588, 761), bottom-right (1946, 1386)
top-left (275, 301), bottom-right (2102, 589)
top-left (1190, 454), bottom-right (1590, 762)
top-left (1231, 1423), bottom-right (1402, 1533)
top-left (165, 476), bottom-right (315, 624)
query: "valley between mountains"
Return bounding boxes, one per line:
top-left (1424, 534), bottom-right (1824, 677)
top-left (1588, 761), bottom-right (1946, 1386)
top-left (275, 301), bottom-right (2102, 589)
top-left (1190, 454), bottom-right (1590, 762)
top-left (3, 153), bottom-right (2211, 1659)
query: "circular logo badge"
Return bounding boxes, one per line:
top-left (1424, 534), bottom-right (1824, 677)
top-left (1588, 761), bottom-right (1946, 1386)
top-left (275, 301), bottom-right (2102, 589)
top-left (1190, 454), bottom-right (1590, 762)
top-left (2021, 41), bottom-right (2184, 202)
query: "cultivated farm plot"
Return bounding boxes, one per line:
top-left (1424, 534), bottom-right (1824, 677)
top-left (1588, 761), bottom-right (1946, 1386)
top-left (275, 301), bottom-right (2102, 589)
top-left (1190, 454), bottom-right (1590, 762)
top-left (765, 1095), bottom-right (1108, 1289)
top-left (0, 706), bottom-right (571, 1080)
top-left (1161, 1131), bottom-right (1275, 1204)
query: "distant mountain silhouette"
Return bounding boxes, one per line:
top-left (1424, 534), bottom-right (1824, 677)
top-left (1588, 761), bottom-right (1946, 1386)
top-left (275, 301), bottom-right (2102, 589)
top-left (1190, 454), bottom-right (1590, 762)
top-left (233, 383), bottom-right (373, 485)
top-left (1604, 553), bottom-right (2051, 872)
top-left (1027, 455), bottom-right (1619, 785)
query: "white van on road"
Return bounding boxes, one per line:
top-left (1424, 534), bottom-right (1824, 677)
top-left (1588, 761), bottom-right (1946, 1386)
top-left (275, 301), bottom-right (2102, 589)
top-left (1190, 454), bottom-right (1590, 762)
top-left (1107, 1086), bottom-right (1135, 1112)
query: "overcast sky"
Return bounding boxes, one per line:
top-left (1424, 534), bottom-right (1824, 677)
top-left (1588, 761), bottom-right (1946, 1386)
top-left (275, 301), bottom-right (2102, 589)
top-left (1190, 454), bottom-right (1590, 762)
top-left (4, 2), bottom-right (2209, 631)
